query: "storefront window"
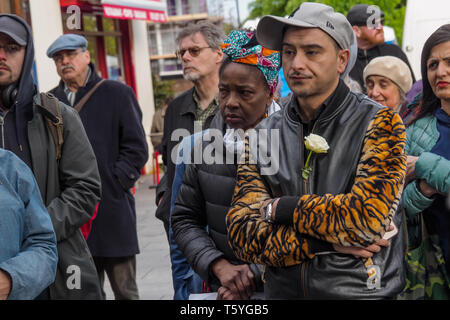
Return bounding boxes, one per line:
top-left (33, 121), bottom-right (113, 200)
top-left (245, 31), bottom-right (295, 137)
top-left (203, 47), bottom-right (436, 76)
top-left (102, 17), bottom-right (117, 32)
top-left (0, 0), bottom-right (31, 25)
top-left (0, 1), bottom-right (13, 13)
top-left (83, 15), bottom-right (98, 32)
top-left (61, 11), bottom-right (125, 82)
top-left (86, 36), bottom-right (98, 69)
top-left (105, 35), bottom-right (124, 82)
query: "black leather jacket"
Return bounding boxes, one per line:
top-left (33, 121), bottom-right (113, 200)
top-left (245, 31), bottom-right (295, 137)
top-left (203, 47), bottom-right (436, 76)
top-left (249, 82), bottom-right (406, 299)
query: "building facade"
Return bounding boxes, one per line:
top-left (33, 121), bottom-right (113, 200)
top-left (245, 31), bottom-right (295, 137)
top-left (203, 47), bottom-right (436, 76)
top-left (148, 0), bottom-right (224, 95)
top-left (1, 0), bottom-right (160, 163)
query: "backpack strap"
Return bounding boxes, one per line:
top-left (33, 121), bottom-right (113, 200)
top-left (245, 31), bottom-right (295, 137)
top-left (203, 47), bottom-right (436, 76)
top-left (74, 79), bottom-right (106, 113)
top-left (39, 92), bottom-right (64, 161)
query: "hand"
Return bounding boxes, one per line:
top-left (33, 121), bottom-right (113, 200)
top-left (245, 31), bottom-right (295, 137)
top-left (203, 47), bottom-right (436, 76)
top-left (405, 155), bottom-right (419, 184)
top-left (211, 259), bottom-right (255, 300)
top-left (157, 193), bottom-right (164, 206)
top-left (259, 198), bottom-right (280, 220)
top-left (418, 179), bottom-right (443, 198)
top-left (217, 286), bottom-right (241, 300)
top-left (332, 225), bottom-right (393, 258)
top-left (0, 269), bottom-right (12, 300)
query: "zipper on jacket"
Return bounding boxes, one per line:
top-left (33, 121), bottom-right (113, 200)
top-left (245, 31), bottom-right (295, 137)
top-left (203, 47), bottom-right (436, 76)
top-left (300, 124), bottom-right (307, 192)
top-left (300, 261), bottom-right (307, 298)
top-left (299, 119), bottom-right (320, 299)
top-left (308, 122), bottom-right (318, 194)
top-left (0, 111), bottom-right (8, 149)
top-left (300, 121), bottom-right (320, 298)
top-left (304, 122), bottom-right (318, 194)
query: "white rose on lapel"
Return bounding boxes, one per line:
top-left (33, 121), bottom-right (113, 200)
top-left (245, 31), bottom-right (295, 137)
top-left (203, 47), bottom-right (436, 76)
top-left (304, 134), bottom-right (329, 154)
top-left (302, 134), bottom-right (330, 180)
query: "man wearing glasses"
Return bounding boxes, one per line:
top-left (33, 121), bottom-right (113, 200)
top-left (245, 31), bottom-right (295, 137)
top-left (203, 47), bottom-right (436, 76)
top-left (49, 34), bottom-right (92, 106)
top-left (154, 20), bottom-right (224, 299)
top-left (47, 34), bottom-right (149, 300)
top-left (155, 21), bottom-right (224, 242)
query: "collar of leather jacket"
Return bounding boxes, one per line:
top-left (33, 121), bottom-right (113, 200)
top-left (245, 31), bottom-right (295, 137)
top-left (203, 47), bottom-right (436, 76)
top-left (287, 79), bottom-right (349, 125)
top-left (254, 84), bottom-right (382, 198)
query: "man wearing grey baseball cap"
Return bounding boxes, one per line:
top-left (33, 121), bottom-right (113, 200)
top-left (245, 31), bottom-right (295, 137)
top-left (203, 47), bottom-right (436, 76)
top-left (0, 14), bottom-right (102, 300)
top-left (226, 2), bottom-right (407, 299)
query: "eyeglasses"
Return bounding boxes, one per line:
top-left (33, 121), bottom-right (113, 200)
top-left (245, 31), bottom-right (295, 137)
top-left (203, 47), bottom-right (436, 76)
top-left (176, 46), bottom-right (211, 59)
top-left (0, 44), bottom-right (23, 56)
top-left (53, 49), bottom-right (84, 63)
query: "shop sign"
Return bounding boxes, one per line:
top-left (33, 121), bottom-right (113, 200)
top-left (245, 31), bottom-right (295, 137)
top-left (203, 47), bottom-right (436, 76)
top-left (101, 0), bottom-right (167, 22)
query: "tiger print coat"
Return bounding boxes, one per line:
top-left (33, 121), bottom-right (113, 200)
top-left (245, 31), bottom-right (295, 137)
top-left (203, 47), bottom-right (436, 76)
top-left (226, 89), bottom-right (407, 270)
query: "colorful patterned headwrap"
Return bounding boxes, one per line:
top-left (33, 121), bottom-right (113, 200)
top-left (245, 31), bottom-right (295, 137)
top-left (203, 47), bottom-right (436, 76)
top-left (221, 30), bottom-right (280, 94)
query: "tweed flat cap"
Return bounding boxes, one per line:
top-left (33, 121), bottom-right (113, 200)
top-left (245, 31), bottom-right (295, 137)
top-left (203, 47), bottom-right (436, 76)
top-left (47, 34), bottom-right (88, 58)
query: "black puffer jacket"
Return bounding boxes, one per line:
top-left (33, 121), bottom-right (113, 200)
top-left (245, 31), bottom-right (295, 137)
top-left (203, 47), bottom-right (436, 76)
top-left (171, 113), bottom-right (262, 290)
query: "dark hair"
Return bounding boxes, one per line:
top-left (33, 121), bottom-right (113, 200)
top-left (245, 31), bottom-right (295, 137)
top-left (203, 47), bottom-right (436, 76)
top-left (415, 24), bottom-right (450, 122)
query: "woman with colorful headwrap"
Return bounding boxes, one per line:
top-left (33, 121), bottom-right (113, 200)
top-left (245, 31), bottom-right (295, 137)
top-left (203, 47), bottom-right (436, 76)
top-left (170, 30), bottom-right (281, 300)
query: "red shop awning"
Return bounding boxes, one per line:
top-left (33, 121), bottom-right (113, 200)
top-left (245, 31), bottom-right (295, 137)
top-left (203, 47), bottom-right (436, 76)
top-left (59, 1), bottom-right (104, 14)
top-left (101, 0), bottom-right (167, 22)
top-left (60, 0), bottom-right (84, 6)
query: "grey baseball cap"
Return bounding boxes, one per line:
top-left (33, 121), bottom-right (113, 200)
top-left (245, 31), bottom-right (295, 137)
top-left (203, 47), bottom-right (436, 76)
top-left (256, 2), bottom-right (354, 51)
top-left (0, 15), bottom-right (27, 46)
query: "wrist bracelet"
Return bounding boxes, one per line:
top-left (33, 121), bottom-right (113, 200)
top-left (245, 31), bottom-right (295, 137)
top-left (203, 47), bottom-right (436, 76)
top-left (263, 199), bottom-right (277, 222)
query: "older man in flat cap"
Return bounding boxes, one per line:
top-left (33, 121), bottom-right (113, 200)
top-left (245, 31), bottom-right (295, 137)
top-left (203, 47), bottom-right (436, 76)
top-left (0, 14), bottom-right (102, 299)
top-left (226, 2), bottom-right (407, 299)
top-left (47, 34), bottom-right (148, 300)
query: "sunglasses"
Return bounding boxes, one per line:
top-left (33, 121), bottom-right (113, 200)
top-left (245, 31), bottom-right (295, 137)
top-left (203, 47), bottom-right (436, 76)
top-left (176, 46), bottom-right (211, 59)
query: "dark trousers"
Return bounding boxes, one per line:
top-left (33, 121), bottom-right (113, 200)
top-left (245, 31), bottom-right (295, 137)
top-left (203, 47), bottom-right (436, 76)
top-left (93, 256), bottom-right (139, 300)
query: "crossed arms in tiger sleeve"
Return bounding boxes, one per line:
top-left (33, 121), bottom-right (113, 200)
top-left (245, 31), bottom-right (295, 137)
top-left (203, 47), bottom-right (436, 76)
top-left (226, 108), bottom-right (406, 267)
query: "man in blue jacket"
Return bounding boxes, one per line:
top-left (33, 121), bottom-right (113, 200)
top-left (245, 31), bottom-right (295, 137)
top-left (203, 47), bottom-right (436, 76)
top-left (0, 149), bottom-right (57, 300)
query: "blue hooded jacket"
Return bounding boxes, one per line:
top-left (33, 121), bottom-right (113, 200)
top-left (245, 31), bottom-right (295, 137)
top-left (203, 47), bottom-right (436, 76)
top-left (0, 148), bottom-right (57, 299)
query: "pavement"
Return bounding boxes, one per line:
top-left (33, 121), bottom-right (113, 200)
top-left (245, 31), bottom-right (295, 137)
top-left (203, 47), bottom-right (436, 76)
top-left (103, 174), bottom-right (174, 300)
